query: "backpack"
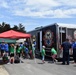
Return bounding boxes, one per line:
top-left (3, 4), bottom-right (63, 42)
top-left (14, 55), bottom-right (20, 63)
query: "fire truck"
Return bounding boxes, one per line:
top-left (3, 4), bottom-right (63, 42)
top-left (28, 23), bottom-right (76, 58)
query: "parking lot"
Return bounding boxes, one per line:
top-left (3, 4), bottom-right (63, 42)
top-left (3, 58), bottom-right (76, 75)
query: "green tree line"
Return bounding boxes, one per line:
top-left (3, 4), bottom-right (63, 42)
top-left (0, 22), bottom-right (26, 33)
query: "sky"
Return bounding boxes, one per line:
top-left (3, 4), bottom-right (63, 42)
top-left (0, 0), bottom-right (76, 32)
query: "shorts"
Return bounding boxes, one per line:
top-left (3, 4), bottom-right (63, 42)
top-left (10, 53), bottom-right (14, 57)
top-left (52, 54), bottom-right (57, 59)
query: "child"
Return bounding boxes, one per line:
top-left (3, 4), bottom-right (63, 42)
top-left (2, 53), bottom-right (9, 63)
top-left (16, 44), bottom-right (21, 57)
top-left (9, 44), bottom-right (14, 64)
top-left (25, 45), bottom-right (29, 59)
top-left (41, 46), bottom-right (46, 63)
top-left (51, 47), bottom-right (57, 63)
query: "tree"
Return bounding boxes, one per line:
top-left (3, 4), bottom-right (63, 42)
top-left (18, 23), bottom-right (26, 33)
top-left (2, 22), bottom-right (5, 28)
top-left (0, 22), bottom-right (26, 33)
top-left (2, 22), bottom-right (10, 32)
top-left (12, 25), bottom-right (18, 31)
top-left (0, 22), bottom-right (11, 33)
top-left (3, 24), bottom-right (10, 31)
top-left (1, 22), bottom-right (6, 32)
top-left (0, 24), bottom-right (2, 33)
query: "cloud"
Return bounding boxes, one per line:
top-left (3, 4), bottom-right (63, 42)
top-left (0, 0), bottom-right (76, 18)
top-left (57, 0), bottom-right (76, 7)
top-left (13, 8), bottom-right (76, 18)
top-left (52, 8), bottom-right (76, 18)
top-left (0, 0), bottom-right (9, 8)
top-left (26, 0), bottom-right (60, 8)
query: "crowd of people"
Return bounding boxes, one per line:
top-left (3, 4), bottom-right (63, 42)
top-left (0, 38), bottom-right (76, 65)
top-left (0, 41), bottom-right (36, 64)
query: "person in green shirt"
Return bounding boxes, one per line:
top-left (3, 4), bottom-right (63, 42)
top-left (41, 46), bottom-right (46, 63)
top-left (9, 44), bottom-right (15, 64)
top-left (21, 45), bottom-right (26, 59)
top-left (51, 47), bottom-right (57, 63)
top-left (16, 44), bottom-right (22, 57)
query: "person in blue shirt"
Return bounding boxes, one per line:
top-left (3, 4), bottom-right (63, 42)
top-left (20, 42), bottom-right (23, 47)
top-left (5, 43), bottom-right (9, 52)
top-left (61, 39), bottom-right (71, 65)
top-left (72, 39), bottom-right (76, 63)
top-left (4, 42), bottom-right (9, 57)
top-left (0, 42), bottom-right (5, 57)
top-left (0, 43), bottom-right (1, 57)
top-left (0, 43), bottom-right (1, 49)
top-left (24, 45), bottom-right (29, 58)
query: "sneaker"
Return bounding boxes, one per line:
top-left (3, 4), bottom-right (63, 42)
top-left (42, 61), bottom-right (45, 63)
top-left (61, 63), bottom-right (65, 65)
top-left (66, 64), bottom-right (69, 65)
top-left (7, 62), bottom-right (10, 64)
top-left (72, 62), bottom-right (76, 64)
top-left (54, 59), bottom-right (58, 62)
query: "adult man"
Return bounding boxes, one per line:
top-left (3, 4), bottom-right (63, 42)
top-left (61, 39), bottom-right (71, 65)
top-left (5, 42), bottom-right (9, 55)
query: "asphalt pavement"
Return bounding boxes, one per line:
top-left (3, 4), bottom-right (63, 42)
top-left (4, 58), bottom-right (76, 75)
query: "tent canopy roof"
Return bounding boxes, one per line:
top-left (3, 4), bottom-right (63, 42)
top-left (0, 38), bottom-right (16, 43)
top-left (0, 30), bottom-right (31, 39)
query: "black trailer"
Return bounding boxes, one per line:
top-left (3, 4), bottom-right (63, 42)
top-left (28, 23), bottom-right (76, 58)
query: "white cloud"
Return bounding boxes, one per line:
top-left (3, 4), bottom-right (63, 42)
top-left (0, 0), bottom-right (9, 8)
top-left (26, 0), bottom-right (60, 8)
top-left (56, 0), bottom-right (76, 7)
top-left (53, 8), bottom-right (76, 18)
top-left (0, 0), bottom-right (76, 18)
top-left (13, 8), bottom-right (76, 18)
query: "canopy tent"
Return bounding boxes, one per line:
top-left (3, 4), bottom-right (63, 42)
top-left (0, 30), bottom-right (31, 39)
top-left (0, 38), bottom-right (16, 43)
